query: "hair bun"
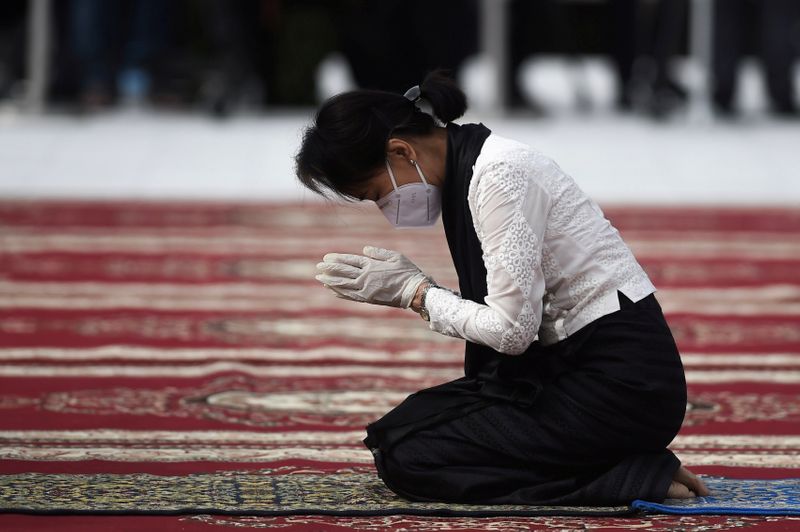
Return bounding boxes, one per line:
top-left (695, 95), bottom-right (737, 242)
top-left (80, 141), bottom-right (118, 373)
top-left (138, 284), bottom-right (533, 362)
top-left (418, 69), bottom-right (468, 123)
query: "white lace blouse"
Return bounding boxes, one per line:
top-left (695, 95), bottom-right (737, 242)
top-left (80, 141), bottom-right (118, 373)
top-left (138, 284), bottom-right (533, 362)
top-left (425, 133), bottom-right (656, 354)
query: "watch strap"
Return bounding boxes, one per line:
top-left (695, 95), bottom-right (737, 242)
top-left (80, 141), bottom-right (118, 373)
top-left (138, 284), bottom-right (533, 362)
top-left (418, 281), bottom-right (436, 321)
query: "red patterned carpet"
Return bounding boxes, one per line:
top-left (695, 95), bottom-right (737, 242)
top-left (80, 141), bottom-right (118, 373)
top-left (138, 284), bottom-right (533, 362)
top-left (1, 200), bottom-right (799, 531)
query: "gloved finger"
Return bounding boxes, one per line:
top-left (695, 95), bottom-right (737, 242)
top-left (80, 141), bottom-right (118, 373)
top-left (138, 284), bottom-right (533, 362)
top-left (315, 274), bottom-right (359, 289)
top-left (322, 253), bottom-right (368, 268)
top-left (316, 261), bottom-right (361, 279)
top-left (326, 284), bottom-right (348, 298)
top-left (323, 286), bottom-right (361, 300)
top-left (362, 246), bottom-right (398, 261)
top-left (326, 284), bottom-right (367, 303)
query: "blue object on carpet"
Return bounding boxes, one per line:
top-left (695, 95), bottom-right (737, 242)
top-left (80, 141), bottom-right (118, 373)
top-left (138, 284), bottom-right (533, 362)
top-left (632, 476), bottom-right (800, 515)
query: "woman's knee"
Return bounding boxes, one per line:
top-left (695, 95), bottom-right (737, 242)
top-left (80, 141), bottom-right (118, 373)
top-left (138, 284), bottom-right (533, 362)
top-left (382, 433), bottom-right (436, 476)
top-left (375, 435), bottom-right (450, 501)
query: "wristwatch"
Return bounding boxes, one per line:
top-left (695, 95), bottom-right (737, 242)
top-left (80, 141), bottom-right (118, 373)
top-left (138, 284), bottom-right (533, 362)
top-left (417, 281), bottom-right (436, 322)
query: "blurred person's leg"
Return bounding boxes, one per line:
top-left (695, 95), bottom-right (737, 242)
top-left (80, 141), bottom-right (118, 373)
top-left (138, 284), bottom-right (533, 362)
top-left (416, 0), bottom-right (479, 86)
top-left (271, 0), bottom-right (338, 104)
top-left (49, 0), bottom-right (83, 104)
top-left (200, 0), bottom-right (265, 115)
top-left (507, 0), bottom-right (541, 110)
top-left (69, 0), bottom-right (117, 107)
top-left (340, 0), bottom-right (397, 91)
top-left (0, 0), bottom-right (27, 100)
top-left (507, 0), bottom-right (574, 112)
top-left (758, 0), bottom-right (798, 116)
top-left (610, 0), bottom-right (639, 110)
top-left (342, 0), bottom-right (473, 94)
top-left (549, 0), bottom-right (587, 111)
top-left (711, 0), bottom-right (746, 115)
top-left (648, 0), bottom-right (688, 118)
top-left (117, 0), bottom-right (171, 105)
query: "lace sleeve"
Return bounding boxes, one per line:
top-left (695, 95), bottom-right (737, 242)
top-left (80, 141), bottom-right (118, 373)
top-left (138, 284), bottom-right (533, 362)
top-left (424, 157), bottom-right (550, 355)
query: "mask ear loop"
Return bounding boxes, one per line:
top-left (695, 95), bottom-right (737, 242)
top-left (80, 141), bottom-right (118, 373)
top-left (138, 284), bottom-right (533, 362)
top-left (385, 159), bottom-right (401, 225)
top-left (385, 159), bottom-right (400, 191)
top-left (412, 161), bottom-right (433, 221)
top-left (412, 161), bottom-right (430, 188)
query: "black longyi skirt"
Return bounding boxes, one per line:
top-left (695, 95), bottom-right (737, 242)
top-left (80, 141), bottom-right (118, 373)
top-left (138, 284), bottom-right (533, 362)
top-left (362, 291), bottom-right (688, 506)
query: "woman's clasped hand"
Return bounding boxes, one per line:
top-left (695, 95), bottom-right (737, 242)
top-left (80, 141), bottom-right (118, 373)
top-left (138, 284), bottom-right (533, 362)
top-left (315, 246), bottom-right (432, 308)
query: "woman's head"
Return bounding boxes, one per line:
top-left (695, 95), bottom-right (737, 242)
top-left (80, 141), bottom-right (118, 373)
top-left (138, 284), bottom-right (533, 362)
top-left (295, 70), bottom-right (468, 202)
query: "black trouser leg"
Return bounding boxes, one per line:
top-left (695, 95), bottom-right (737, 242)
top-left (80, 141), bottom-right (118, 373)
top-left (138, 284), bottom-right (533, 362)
top-left (712, 0), bottom-right (746, 112)
top-left (759, 0), bottom-right (798, 114)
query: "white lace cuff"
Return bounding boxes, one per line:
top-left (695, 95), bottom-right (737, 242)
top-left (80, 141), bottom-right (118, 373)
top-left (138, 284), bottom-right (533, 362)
top-left (424, 286), bottom-right (534, 355)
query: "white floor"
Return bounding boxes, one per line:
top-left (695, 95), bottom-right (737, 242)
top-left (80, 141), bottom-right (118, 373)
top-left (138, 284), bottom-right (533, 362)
top-left (0, 106), bottom-right (798, 206)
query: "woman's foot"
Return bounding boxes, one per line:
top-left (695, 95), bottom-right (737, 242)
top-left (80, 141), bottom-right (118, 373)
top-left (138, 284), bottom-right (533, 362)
top-left (666, 465), bottom-right (711, 499)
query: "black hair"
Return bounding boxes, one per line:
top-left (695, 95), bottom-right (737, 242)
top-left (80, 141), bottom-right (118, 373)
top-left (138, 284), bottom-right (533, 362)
top-left (294, 69), bottom-right (468, 201)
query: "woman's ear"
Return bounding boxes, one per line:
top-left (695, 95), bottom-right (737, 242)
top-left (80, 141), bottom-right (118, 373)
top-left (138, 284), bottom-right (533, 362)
top-left (386, 138), bottom-right (417, 163)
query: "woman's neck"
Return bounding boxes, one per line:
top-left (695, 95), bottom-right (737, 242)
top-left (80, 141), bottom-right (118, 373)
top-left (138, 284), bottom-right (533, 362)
top-left (425, 128), bottom-right (449, 188)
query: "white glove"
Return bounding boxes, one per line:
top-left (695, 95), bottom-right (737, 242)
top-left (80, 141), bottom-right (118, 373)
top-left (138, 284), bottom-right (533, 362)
top-left (315, 246), bottom-right (432, 308)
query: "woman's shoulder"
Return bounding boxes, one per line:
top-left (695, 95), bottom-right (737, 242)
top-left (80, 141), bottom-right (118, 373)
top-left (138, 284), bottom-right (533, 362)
top-left (473, 133), bottom-right (560, 182)
top-left (468, 134), bottom-right (562, 213)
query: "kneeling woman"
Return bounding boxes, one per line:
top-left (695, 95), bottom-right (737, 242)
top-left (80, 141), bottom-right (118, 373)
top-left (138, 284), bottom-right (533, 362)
top-left (295, 71), bottom-right (709, 505)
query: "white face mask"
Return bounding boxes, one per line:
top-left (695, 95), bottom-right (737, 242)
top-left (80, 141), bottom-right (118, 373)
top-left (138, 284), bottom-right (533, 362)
top-left (376, 159), bottom-right (442, 229)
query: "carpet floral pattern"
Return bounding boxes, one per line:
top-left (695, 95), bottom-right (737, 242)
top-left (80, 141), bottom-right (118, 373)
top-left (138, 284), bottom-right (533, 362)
top-left (1, 201), bottom-right (799, 531)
